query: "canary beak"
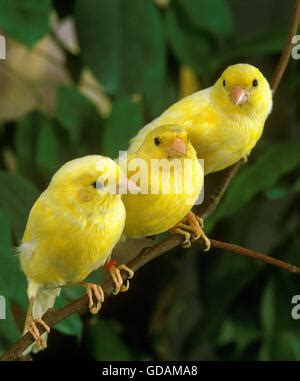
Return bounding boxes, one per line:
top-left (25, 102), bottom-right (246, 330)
top-left (231, 86), bottom-right (248, 105)
top-left (115, 174), bottom-right (140, 194)
top-left (166, 137), bottom-right (187, 158)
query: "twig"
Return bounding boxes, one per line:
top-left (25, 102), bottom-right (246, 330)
top-left (2, 235), bottom-right (300, 361)
top-left (210, 239), bottom-right (300, 275)
top-left (0, 236), bottom-right (181, 361)
top-left (198, 161), bottom-right (242, 219)
top-left (271, 0), bottom-right (300, 93)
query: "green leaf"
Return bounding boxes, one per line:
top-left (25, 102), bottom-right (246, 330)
top-left (207, 143), bottom-right (300, 229)
top-left (143, 64), bottom-right (177, 118)
top-left (85, 268), bottom-right (105, 284)
top-left (213, 23), bottom-right (292, 70)
top-left (0, 208), bottom-right (27, 308)
top-left (0, 171), bottom-right (39, 240)
top-left (293, 177), bottom-right (300, 192)
top-left (56, 86), bottom-right (102, 146)
top-left (265, 176), bottom-right (300, 200)
top-left (290, 336), bottom-right (300, 360)
top-left (265, 185), bottom-right (289, 200)
top-left (54, 313), bottom-right (83, 340)
top-left (16, 111), bottom-right (68, 179)
top-left (54, 293), bottom-right (83, 340)
top-left (0, 208), bottom-right (25, 354)
top-left (175, 0), bottom-right (234, 37)
top-left (258, 266), bottom-right (300, 361)
top-left (0, 0), bottom-right (50, 47)
top-left (103, 96), bottom-right (144, 158)
top-left (75, 0), bottom-right (166, 94)
top-left (259, 279), bottom-right (275, 360)
top-left (273, 331), bottom-right (300, 360)
top-left (60, 285), bottom-right (85, 302)
top-left (15, 112), bottom-right (43, 177)
top-left (36, 119), bottom-right (62, 176)
top-left (85, 318), bottom-right (133, 360)
top-left (0, 297), bottom-right (20, 355)
top-left (232, 23), bottom-right (289, 56)
top-left (218, 318), bottom-right (260, 356)
top-left (166, 4), bottom-right (211, 75)
top-left (188, 251), bottom-right (261, 352)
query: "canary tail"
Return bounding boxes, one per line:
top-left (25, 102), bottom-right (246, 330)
top-left (23, 285), bottom-right (60, 355)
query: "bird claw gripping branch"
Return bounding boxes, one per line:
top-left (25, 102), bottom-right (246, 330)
top-left (26, 316), bottom-right (50, 349)
top-left (171, 211), bottom-right (211, 250)
top-left (105, 259), bottom-right (135, 295)
top-left (81, 282), bottom-right (105, 314)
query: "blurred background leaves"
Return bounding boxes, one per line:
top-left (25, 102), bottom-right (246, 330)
top-left (0, 0), bottom-right (299, 361)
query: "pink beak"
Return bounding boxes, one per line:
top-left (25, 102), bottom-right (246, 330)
top-left (231, 86), bottom-right (248, 105)
top-left (167, 137), bottom-right (187, 158)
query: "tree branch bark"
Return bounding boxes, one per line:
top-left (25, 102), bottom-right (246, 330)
top-left (210, 239), bottom-right (300, 275)
top-left (2, 235), bottom-right (300, 361)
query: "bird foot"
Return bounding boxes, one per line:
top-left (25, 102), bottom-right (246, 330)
top-left (105, 259), bottom-right (134, 295)
top-left (27, 317), bottom-right (50, 349)
top-left (81, 282), bottom-right (104, 314)
top-left (171, 211), bottom-right (211, 250)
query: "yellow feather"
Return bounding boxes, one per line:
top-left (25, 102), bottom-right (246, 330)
top-left (19, 155), bottom-right (126, 353)
top-left (19, 155), bottom-right (126, 286)
top-left (122, 125), bottom-right (203, 238)
top-left (129, 64), bottom-right (272, 174)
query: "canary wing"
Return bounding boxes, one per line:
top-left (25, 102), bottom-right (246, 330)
top-left (128, 88), bottom-right (215, 154)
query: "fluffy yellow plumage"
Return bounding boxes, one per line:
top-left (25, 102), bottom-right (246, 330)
top-left (121, 124), bottom-right (209, 248)
top-left (19, 155), bottom-right (131, 350)
top-left (129, 64), bottom-right (273, 174)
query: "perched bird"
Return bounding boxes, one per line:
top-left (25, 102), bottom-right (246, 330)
top-left (120, 124), bottom-right (210, 248)
top-left (19, 156), bottom-right (133, 350)
top-left (128, 64), bottom-right (273, 174)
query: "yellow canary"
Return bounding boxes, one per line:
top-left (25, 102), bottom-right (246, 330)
top-left (19, 156), bottom-right (133, 350)
top-left (120, 125), bottom-right (210, 248)
top-left (129, 64), bottom-right (272, 174)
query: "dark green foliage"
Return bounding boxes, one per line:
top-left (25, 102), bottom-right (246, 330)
top-left (75, 0), bottom-right (166, 95)
top-left (103, 96), bottom-right (144, 158)
top-left (0, 0), bottom-right (299, 361)
top-left (0, 0), bottom-right (50, 47)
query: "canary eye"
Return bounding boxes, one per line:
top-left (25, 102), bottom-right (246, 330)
top-left (223, 79), bottom-right (226, 87)
top-left (154, 137), bottom-right (161, 146)
top-left (252, 79), bottom-right (258, 87)
top-left (92, 181), bottom-right (104, 188)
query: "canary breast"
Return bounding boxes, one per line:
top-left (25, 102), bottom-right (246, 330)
top-left (189, 106), bottom-right (264, 173)
top-left (123, 150), bottom-right (203, 238)
top-left (19, 193), bottom-right (126, 286)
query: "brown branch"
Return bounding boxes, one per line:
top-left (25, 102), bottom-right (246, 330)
top-left (271, 0), bottom-right (300, 93)
top-left (2, 235), bottom-right (300, 361)
top-left (210, 239), bottom-right (300, 275)
top-left (198, 161), bottom-right (242, 219)
top-left (0, 235), bottom-right (181, 361)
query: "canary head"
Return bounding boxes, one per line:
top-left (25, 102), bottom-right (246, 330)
top-left (49, 155), bottom-right (126, 204)
top-left (137, 124), bottom-right (193, 160)
top-left (212, 63), bottom-right (272, 118)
